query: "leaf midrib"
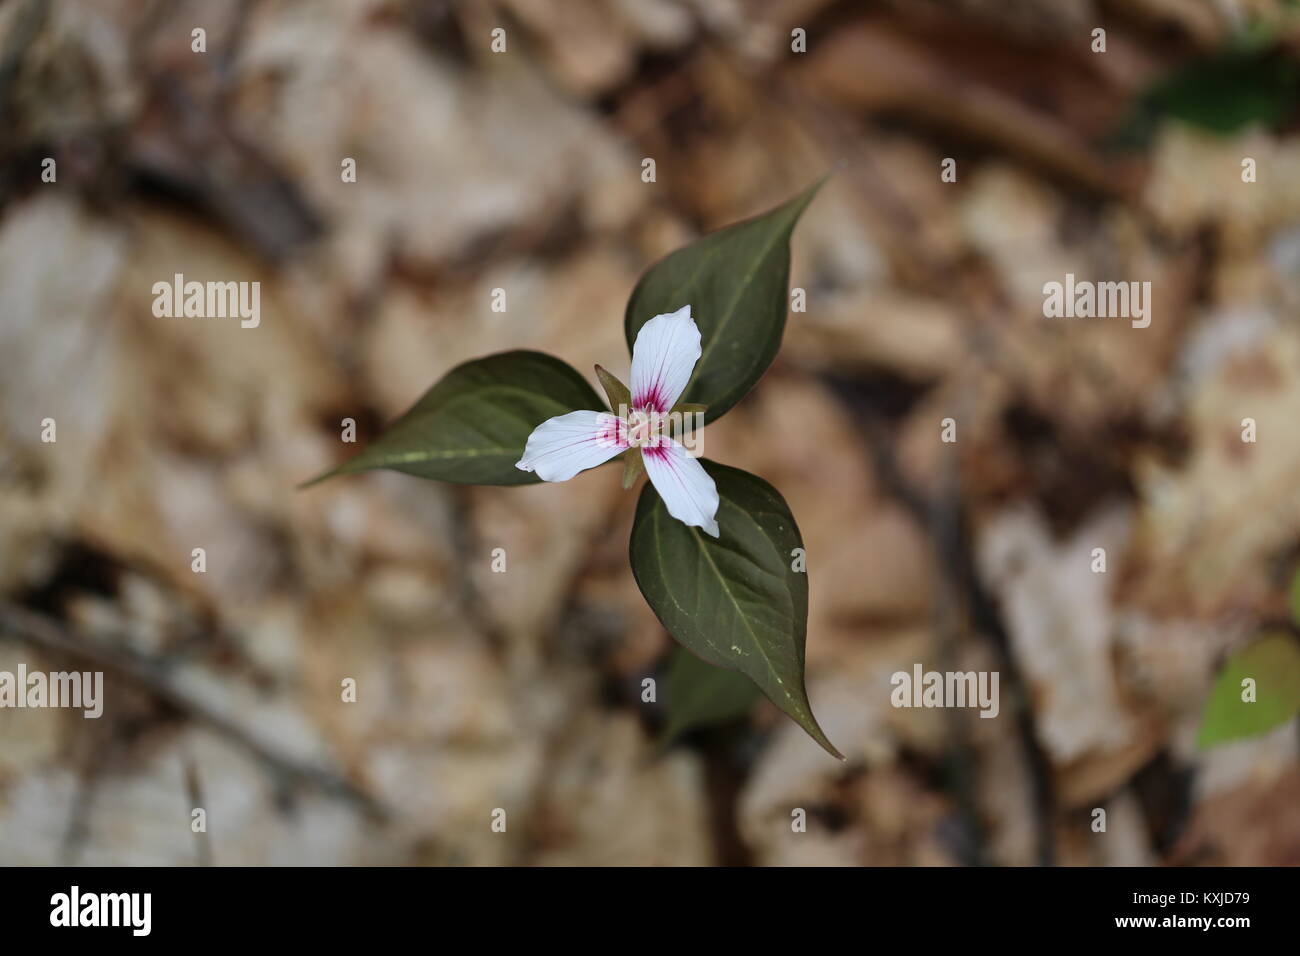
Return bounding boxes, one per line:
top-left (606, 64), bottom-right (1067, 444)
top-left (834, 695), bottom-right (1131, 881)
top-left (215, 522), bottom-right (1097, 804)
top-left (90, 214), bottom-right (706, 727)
top-left (693, 216), bottom-right (792, 384)
top-left (365, 384), bottom-right (591, 465)
top-left (656, 498), bottom-right (796, 714)
top-left (631, 199), bottom-right (804, 408)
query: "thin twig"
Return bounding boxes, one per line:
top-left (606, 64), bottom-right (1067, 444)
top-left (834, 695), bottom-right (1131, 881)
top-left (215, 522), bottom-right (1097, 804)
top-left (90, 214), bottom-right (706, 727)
top-left (830, 384), bottom-right (1057, 865)
top-left (182, 751), bottom-right (214, 866)
top-left (0, 601), bottom-right (389, 823)
top-left (59, 732), bottom-right (114, 866)
top-left (930, 386), bottom-right (989, 866)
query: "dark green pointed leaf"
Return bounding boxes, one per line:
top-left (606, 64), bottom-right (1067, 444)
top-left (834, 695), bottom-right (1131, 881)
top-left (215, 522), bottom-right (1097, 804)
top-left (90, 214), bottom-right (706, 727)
top-left (624, 180), bottom-right (824, 423)
top-left (1197, 632), bottom-right (1300, 747)
top-left (661, 646), bottom-right (761, 744)
top-left (630, 459), bottom-right (842, 758)
top-left (302, 350), bottom-right (603, 487)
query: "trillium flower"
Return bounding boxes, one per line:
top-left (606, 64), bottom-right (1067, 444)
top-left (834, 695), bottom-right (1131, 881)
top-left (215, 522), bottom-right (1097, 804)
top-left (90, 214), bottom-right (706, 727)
top-left (515, 305), bottom-right (720, 537)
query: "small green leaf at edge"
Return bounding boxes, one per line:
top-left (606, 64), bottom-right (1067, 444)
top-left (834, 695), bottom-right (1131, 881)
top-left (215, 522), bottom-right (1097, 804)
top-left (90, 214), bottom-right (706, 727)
top-left (629, 458), bottom-right (843, 759)
top-left (660, 646), bottom-right (762, 746)
top-left (1287, 566), bottom-right (1300, 626)
top-left (300, 350), bottom-right (604, 488)
top-left (621, 448), bottom-right (645, 490)
top-left (671, 402), bottom-right (708, 417)
top-left (623, 177), bottom-right (826, 425)
top-left (1197, 632), bottom-right (1300, 748)
top-left (595, 364), bottom-right (631, 415)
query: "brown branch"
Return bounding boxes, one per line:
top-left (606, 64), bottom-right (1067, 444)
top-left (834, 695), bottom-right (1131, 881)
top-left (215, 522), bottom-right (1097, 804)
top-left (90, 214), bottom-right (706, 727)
top-left (828, 381), bottom-right (1058, 866)
top-left (0, 601), bottom-right (389, 824)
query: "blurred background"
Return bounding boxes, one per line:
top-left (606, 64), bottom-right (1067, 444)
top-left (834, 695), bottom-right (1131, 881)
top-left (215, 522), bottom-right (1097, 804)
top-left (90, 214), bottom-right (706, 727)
top-left (1, 0), bottom-right (1299, 866)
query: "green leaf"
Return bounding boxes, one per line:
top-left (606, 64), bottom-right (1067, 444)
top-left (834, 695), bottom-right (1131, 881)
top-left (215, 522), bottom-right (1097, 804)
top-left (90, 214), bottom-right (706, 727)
top-left (301, 350), bottom-right (603, 487)
top-left (671, 402), bottom-right (708, 417)
top-left (620, 448), bottom-right (644, 490)
top-left (1115, 45), bottom-right (1300, 146)
top-left (595, 364), bottom-right (630, 415)
top-left (1287, 566), bottom-right (1300, 627)
top-left (661, 646), bottom-right (761, 744)
top-left (624, 179), bottom-right (824, 424)
top-left (630, 459), bottom-right (842, 758)
top-left (1155, 48), bottom-right (1299, 134)
top-left (1197, 633), bottom-right (1300, 747)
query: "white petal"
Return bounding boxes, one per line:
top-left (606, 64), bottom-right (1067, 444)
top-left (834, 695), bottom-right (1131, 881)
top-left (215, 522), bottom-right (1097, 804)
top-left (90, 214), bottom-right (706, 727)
top-left (641, 439), bottom-right (719, 537)
top-left (516, 410), bottom-right (626, 482)
top-left (630, 304), bottom-right (701, 413)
